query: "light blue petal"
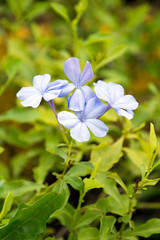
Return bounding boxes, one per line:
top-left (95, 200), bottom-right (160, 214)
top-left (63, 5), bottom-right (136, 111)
top-left (64, 58), bottom-right (81, 85)
top-left (84, 97), bottom-right (106, 119)
top-left (21, 94), bottom-right (42, 108)
top-left (68, 89), bottom-right (85, 111)
top-left (43, 90), bottom-right (61, 101)
top-left (85, 119), bottom-right (109, 137)
top-left (58, 111), bottom-right (80, 129)
top-left (80, 61), bottom-right (94, 85)
top-left (81, 85), bottom-right (96, 102)
top-left (33, 74), bottom-right (51, 92)
top-left (16, 87), bottom-right (40, 100)
top-left (67, 95), bottom-right (72, 107)
top-left (113, 95), bottom-right (139, 110)
top-left (94, 81), bottom-right (124, 105)
top-left (70, 122), bottom-right (90, 142)
top-left (46, 79), bottom-right (68, 90)
top-left (113, 107), bottom-right (134, 120)
top-left (58, 83), bottom-right (76, 97)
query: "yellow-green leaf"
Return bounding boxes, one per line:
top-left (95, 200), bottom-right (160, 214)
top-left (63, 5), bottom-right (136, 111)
top-left (123, 147), bottom-right (148, 176)
top-left (90, 137), bottom-right (124, 172)
top-left (0, 192), bottom-right (13, 222)
top-left (150, 123), bottom-right (157, 154)
top-left (83, 178), bottom-right (103, 194)
top-left (51, 3), bottom-right (70, 23)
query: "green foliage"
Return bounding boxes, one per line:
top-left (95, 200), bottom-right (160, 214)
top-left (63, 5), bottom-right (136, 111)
top-left (90, 137), bottom-right (124, 171)
top-left (51, 3), bottom-right (70, 24)
top-left (78, 227), bottom-right (99, 240)
top-left (124, 219), bottom-right (160, 238)
top-left (100, 215), bottom-right (116, 239)
top-left (83, 177), bottom-right (103, 194)
top-left (0, 191), bottom-right (67, 240)
top-left (0, 0), bottom-right (160, 239)
top-left (0, 192), bottom-right (13, 222)
top-left (0, 179), bottom-right (44, 198)
top-left (95, 43), bottom-right (128, 71)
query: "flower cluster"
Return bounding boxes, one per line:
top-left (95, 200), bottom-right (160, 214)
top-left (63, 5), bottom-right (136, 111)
top-left (17, 58), bottom-right (139, 142)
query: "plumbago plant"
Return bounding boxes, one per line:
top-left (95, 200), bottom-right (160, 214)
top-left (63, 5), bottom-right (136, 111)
top-left (0, 57), bottom-right (160, 240)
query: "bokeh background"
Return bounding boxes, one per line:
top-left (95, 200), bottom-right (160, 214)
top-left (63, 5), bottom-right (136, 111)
top-left (0, 0), bottom-right (160, 239)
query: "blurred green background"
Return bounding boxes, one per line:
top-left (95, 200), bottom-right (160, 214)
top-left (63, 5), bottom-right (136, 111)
top-left (0, 0), bottom-right (160, 239)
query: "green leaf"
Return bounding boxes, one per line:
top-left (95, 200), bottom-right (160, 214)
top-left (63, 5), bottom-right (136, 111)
top-left (66, 161), bottom-right (94, 177)
top-left (0, 108), bottom-right (40, 123)
top-left (95, 44), bottom-right (128, 71)
top-left (76, 210), bottom-right (102, 228)
top-left (96, 195), bottom-right (131, 216)
top-left (100, 215), bottom-right (116, 240)
top-left (78, 227), bottom-right (99, 240)
top-left (152, 159), bottom-right (160, 171)
top-left (6, 0), bottom-right (22, 18)
top-left (0, 180), bottom-right (44, 198)
top-left (52, 180), bottom-right (69, 208)
top-left (73, 0), bottom-right (88, 25)
top-left (123, 147), bottom-right (148, 176)
top-left (47, 147), bottom-right (67, 161)
top-left (96, 173), bottom-right (124, 206)
top-left (108, 172), bottom-right (128, 194)
top-left (25, 2), bottom-right (49, 21)
top-left (51, 3), bottom-right (70, 23)
top-left (142, 178), bottom-right (160, 187)
top-left (124, 218), bottom-right (160, 238)
top-left (150, 123), bottom-right (157, 154)
top-left (83, 178), bottom-right (104, 194)
top-left (104, 179), bottom-right (123, 206)
top-left (90, 137), bottom-right (123, 172)
top-left (0, 219), bottom-right (10, 228)
top-left (33, 152), bottom-right (56, 184)
top-left (85, 33), bottom-right (112, 45)
top-left (0, 192), bottom-right (13, 222)
top-left (55, 203), bottom-right (75, 231)
top-left (0, 191), bottom-right (67, 240)
top-left (64, 176), bottom-right (83, 192)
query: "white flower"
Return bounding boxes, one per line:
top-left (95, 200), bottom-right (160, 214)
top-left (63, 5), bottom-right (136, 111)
top-left (16, 74), bottom-right (68, 108)
top-left (58, 97), bottom-right (108, 142)
top-left (94, 81), bottom-right (139, 120)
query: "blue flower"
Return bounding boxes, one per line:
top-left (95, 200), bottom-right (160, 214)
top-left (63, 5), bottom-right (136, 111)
top-left (94, 81), bottom-right (139, 120)
top-left (59, 57), bottom-right (95, 111)
top-left (58, 97), bottom-right (109, 142)
top-left (16, 74), bottom-right (68, 108)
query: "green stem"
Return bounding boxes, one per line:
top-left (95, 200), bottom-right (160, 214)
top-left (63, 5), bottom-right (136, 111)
top-left (71, 21), bottom-right (78, 56)
top-left (146, 150), bottom-right (157, 178)
top-left (68, 191), bottom-right (85, 240)
top-left (48, 100), bottom-right (69, 145)
top-left (119, 180), bottom-right (139, 239)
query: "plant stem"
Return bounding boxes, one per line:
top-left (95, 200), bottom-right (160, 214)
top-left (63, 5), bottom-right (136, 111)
top-left (68, 191), bottom-right (85, 240)
top-left (48, 100), bottom-right (69, 145)
top-left (119, 180), bottom-right (139, 239)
